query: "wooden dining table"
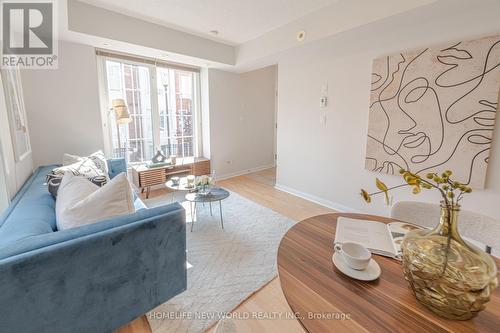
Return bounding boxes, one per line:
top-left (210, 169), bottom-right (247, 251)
top-left (277, 213), bottom-right (500, 333)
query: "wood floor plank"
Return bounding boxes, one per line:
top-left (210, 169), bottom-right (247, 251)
top-left (115, 315), bottom-right (152, 333)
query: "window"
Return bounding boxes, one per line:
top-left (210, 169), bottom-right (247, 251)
top-left (157, 67), bottom-right (195, 158)
top-left (98, 53), bottom-right (200, 163)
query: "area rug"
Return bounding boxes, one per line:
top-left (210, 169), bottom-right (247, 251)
top-left (144, 190), bottom-right (295, 333)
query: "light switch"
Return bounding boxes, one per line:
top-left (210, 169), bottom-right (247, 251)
top-left (320, 96), bottom-right (328, 108)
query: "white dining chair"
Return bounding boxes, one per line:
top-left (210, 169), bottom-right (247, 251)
top-left (391, 201), bottom-right (500, 257)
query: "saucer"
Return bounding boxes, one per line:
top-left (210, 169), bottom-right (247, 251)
top-left (332, 252), bottom-right (381, 281)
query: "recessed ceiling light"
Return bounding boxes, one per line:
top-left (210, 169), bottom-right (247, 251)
top-left (209, 30), bottom-right (219, 36)
top-left (102, 42), bottom-right (110, 46)
top-left (160, 53), bottom-right (169, 58)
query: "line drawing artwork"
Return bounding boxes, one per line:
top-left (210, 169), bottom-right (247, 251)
top-left (365, 34), bottom-right (500, 188)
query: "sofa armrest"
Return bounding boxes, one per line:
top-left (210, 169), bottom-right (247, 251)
top-left (0, 204), bottom-right (186, 333)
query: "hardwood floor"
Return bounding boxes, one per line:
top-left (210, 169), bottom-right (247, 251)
top-left (218, 168), bottom-right (334, 221)
top-left (115, 316), bottom-right (152, 333)
top-left (116, 168), bottom-right (335, 333)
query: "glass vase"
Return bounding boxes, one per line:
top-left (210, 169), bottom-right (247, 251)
top-left (198, 184), bottom-right (210, 196)
top-left (401, 203), bottom-right (498, 320)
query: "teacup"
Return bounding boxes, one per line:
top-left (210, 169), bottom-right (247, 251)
top-left (334, 242), bottom-right (371, 270)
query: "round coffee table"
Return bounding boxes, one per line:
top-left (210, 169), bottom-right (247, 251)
top-left (277, 213), bottom-right (500, 333)
top-left (166, 177), bottom-right (196, 202)
top-left (185, 188), bottom-right (230, 232)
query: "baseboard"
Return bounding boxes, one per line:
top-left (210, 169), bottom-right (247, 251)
top-left (274, 183), bottom-right (363, 213)
top-left (216, 164), bottom-right (276, 181)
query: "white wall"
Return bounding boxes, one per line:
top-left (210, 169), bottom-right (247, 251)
top-left (276, 0), bottom-right (500, 219)
top-left (208, 66), bottom-right (276, 178)
top-left (200, 68), bottom-right (211, 159)
top-left (21, 40), bottom-right (105, 167)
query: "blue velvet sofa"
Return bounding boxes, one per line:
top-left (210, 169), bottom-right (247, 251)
top-left (0, 159), bottom-right (187, 333)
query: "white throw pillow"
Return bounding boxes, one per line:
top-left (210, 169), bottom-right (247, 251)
top-left (56, 172), bottom-right (135, 230)
top-left (52, 159), bottom-right (105, 179)
top-left (62, 150), bottom-right (109, 175)
top-left (62, 153), bottom-right (82, 166)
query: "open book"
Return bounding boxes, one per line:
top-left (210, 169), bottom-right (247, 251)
top-left (334, 217), bottom-right (422, 259)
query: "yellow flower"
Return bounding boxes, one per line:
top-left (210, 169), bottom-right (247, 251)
top-left (360, 189), bottom-right (371, 203)
top-left (405, 175), bottom-right (418, 185)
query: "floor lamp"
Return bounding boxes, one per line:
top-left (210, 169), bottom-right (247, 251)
top-left (111, 99), bottom-right (132, 156)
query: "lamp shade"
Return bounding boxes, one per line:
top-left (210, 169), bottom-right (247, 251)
top-left (111, 99), bottom-right (132, 124)
top-left (111, 98), bottom-right (126, 108)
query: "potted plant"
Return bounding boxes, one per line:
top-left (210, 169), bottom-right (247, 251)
top-left (195, 175), bottom-right (212, 196)
top-left (361, 169), bottom-right (497, 320)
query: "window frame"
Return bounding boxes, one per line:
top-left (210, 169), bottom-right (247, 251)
top-left (97, 54), bottom-right (202, 164)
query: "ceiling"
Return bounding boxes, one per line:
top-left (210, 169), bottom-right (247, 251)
top-left (78, 0), bottom-right (340, 45)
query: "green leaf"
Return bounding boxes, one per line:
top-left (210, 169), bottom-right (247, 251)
top-left (375, 178), bottom-right (388, 192)
top-left (375, 178), bottom-right (390, 205)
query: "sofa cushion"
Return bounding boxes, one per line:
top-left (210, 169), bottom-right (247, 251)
top-left (56, 173), bottom-right (135, 230)
top-left (0, 166), bottom-right (57, 248)
top-left (52, 159), bottom-right (107, 179)
top-left (46, 173), bottom-right (109, 198)
top-left (63, 150), bottom-right (109, 176)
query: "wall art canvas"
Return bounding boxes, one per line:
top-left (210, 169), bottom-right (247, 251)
top-left (365, 34), bottom-right (500, 188)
